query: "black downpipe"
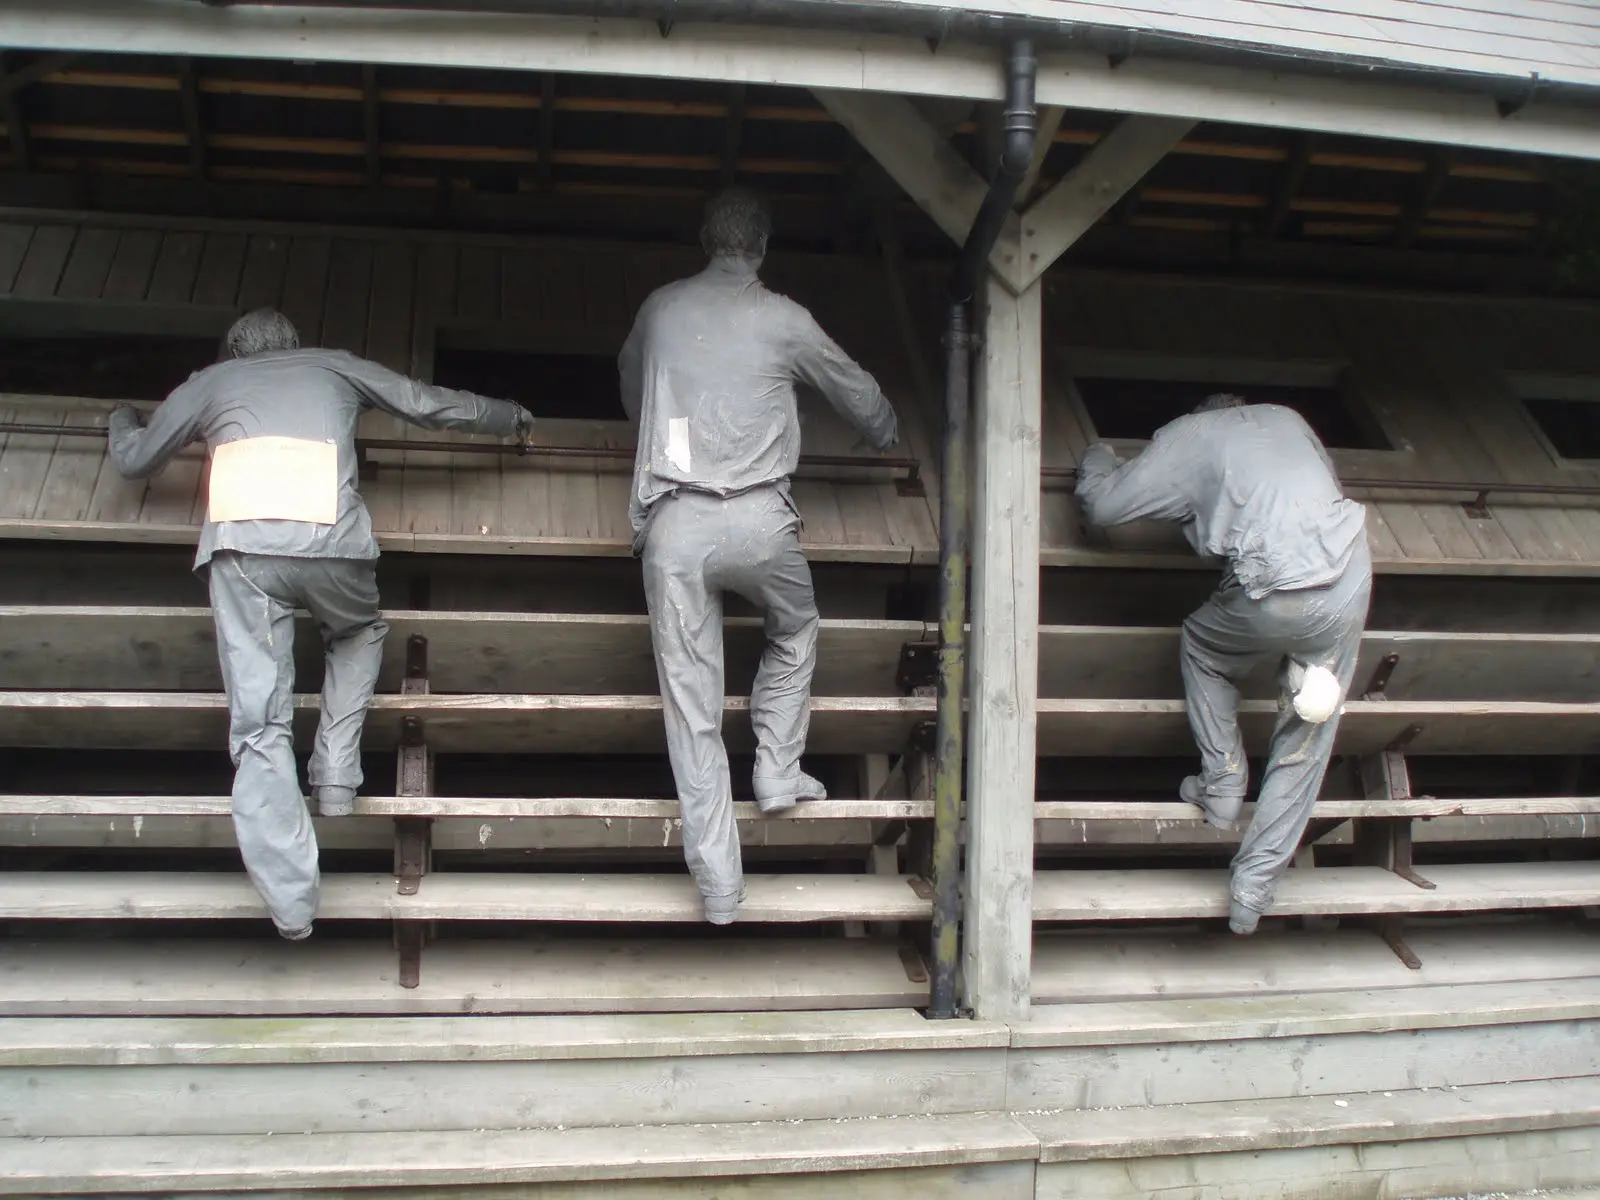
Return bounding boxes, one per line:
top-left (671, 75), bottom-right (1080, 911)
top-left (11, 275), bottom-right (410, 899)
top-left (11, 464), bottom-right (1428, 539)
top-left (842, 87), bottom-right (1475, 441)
top-left (928, 38), bottom-right (1036, 1021)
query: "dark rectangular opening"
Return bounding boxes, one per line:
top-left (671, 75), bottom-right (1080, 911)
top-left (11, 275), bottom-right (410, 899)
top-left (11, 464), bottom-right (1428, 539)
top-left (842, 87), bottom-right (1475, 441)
top-left (432, 345), bottom-right (626, 421)
top-left (0, 333), bottom-right (220, 402)
top-left (1524, 396), bottom-right (1600, 461)
top-left (1074, 377), bottom-right (1390, 450)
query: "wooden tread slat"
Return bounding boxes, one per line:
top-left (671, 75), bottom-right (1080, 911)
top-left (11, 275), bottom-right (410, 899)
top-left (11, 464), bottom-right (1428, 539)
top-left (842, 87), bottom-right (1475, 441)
top-left (0, 692), bottom-right (932, 754)
top-left (1033, 862), bottom-right (1600, 921)
top-left (1039, 626), bottom-right (1600, 701)
top-left (0, 936), bottom-right (927, 1015)
top-left (2, 796), bottom-right (1593, 821)
top-left (0, 607), bottom-right (921, 696)
top-left (0, 1111), bottom-right (1038, 1193)
top-left (4, 694), bottom-right (1600, 755)
top-left (0, 872), bottom-right (932, 923)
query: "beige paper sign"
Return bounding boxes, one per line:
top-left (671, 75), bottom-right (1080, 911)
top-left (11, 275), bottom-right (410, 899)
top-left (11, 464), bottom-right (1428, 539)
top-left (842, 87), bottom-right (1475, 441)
top-left (208, 437), bottom-right (339, 525)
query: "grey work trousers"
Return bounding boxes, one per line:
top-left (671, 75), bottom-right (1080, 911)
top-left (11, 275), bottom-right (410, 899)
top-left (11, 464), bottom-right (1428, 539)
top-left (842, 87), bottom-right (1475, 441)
top-left (207, 551), bottom-right (389, 934)
top-left (640, 487), bottom-right (819, 902)
top-left (1181, 539), bottom-right (1372, 915)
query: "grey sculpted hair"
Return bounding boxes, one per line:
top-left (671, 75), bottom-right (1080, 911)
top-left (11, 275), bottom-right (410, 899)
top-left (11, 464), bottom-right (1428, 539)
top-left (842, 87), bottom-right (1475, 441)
top-left (701, 187), bottom-right (772, 258)
top-left (1194, 392), bottom-right (1248, 414)
top-left (225, 308), bottom-right (300, 359)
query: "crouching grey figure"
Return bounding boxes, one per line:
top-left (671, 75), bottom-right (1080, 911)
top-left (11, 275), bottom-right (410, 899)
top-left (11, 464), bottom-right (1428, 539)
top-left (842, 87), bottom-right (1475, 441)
top-left (108, 308), bottom-right (533, 940)
top-left (619, 189), bottom-right (900, 924)
top-left (1075, 394), bottom-right (1371, 935)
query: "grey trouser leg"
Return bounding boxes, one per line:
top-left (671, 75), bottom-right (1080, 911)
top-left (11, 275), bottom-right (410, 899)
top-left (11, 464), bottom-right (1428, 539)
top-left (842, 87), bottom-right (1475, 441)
top-left (1180, 542), bottom-right (1372, 914)
top-left (208, 552), bottom-right (387, 933)
top-left (642, 488), bottom-right (818, 901)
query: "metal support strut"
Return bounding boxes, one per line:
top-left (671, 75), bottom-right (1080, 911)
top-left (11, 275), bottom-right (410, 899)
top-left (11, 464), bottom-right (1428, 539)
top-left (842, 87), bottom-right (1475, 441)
top-left (393, 634), bottom-right (433, 989)
top-left (928, 37), bottom-right (1037, 1021)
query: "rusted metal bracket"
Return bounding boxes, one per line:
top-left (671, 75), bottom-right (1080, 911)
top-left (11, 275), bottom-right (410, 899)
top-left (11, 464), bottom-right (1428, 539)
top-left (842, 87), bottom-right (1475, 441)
top-left (394, 817), bottom-right (431, 897)
top-left (1356, 747), bottom-right (1435, 891)
top-left (1361, 652), bottom-right (1400, 701)
top-left (895, 463), bottom-right (926, 498)
top-left (898, 943), bottom-right (929, 984)
top-left (1463, 490), bottom-right (1492, 519)
top-left (908, 720), bottom-right (938, 755)
top-left (907, 877), bottom-right (934, 901)
top-left (394, 922), bottom-right (427, 990)
top-left (1376, 917), bottom-right (1423, 970)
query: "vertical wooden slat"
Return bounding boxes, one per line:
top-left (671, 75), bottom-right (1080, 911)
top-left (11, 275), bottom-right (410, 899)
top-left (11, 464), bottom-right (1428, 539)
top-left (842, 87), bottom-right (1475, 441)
top-left (320, 238), bottom-right (376, 356)
top-left (540, 248), bottom-right (598, 540)
top-left (360, 240), bottom-right (418, 534)
top-left (279, 237), bottom-right (332, 347)
top-left (190, 233), bottom-right (248, 309)
top-left (53, 228), bottom-right (120, 300)
top-left (34, 406), bottom-right (110, 523)
top-left (0, 400), bottom-right (63, 521)
top-left (100, 230), bottom-right (162, 302)
top-left (401, 242), bottom-right (456, 539)
top-left (10, 225), bottom-right (75, 298)
top-left (457, 243), bottom-right (501, 324)
top-left (145, 231), bottom-right (205, 305)
top-left (235, 234), bottom-right (291, 312)
top-left (0, 224), bottom-right (34, 293)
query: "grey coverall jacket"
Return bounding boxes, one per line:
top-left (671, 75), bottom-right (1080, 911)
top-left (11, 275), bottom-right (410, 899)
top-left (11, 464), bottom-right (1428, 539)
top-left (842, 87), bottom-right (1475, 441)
top-left (1077, 403), bottom-right (1372, 916)
top-left (108, 349), bottom-right (523, 934)
top-left (619, 254), bottom-right (899, 909)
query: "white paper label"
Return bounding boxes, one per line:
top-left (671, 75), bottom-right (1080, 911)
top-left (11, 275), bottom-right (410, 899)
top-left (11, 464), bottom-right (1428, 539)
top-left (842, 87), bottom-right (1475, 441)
top-left (665, 417), bottom-right (692, 473)
top-left (208, 437), bottom-right (339, 525)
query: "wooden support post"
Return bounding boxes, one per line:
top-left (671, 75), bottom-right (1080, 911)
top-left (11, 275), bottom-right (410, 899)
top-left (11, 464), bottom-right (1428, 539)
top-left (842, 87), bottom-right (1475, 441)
top-left (177, 58), bottom-right (207, 181)
top-left (962, 270), bottom-right (1041, 1022)
top-left (361, 64), bottom-right (381, 187)
top-left (393, 634), bottom-right (433, 989)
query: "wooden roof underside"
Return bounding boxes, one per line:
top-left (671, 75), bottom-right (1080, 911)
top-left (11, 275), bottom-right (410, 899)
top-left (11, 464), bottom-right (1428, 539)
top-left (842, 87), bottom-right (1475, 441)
top-left (0, 50), bottom-right (1580, 290)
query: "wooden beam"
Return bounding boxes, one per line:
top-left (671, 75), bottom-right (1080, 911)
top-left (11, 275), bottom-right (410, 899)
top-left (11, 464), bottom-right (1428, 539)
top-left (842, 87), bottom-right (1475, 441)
top-left (1395, 146), bottom-right (1454, 249)
top-left (1015, 115), bottom-right (1194, 289)
top-left (0, 51), bottom-right (78, 98)
top-left (812, 87), bottom-right (1023, 284)
top-left (1016, 104), bottom-right (1064, 209)
top-left (1265, 132), bottom-right (1315, 238)
top-left (361, 64), bottom-right (381, 187)
top-left (175, 58), bottom-right (206, 181)
top-left (720, 81), bottom-right (746, 187)
top-left (1, 54), bottom-right (35, 172)
top-left (10, 2), bottom-right (1600, 160)
top-left (962, 272), bottom-right (1042, 1023)
top-left (538, 73), bottom-right (556, 187)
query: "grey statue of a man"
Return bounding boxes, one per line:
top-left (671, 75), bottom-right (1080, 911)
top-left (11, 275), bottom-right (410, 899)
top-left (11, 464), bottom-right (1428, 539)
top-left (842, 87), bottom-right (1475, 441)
top-left (619, 188), bottom-right (901, 924)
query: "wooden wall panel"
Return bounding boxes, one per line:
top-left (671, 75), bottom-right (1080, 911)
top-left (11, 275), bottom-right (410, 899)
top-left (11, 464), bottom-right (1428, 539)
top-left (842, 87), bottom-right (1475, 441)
top-left (7, 215), bottom-right (1600, 574)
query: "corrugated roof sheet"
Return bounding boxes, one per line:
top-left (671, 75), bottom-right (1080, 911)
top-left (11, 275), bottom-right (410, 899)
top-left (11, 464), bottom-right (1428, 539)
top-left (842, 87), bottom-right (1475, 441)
top-left (847, 0), bottom-right (1600, 91)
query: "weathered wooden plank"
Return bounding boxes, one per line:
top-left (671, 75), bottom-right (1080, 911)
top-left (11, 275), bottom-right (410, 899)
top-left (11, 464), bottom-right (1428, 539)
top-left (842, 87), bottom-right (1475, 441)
top-left (279, 236), bottom-right (332, 347)
top-left (0, 606), bottom-right (916, 693)
top-left (0, 871), bottom-right (932, 923)
top-left (1018, 977), bottom-right (1600, 1048)
top-left (9, 225), bottom-right (74, 298)
top-left (0, 1007), bottom-right (1001, 1066)
top-left (1037, 626), bottom-right (1600, 701)
top-left (396, 240), bottom-right (455, 538)
top-left (52, 227), bottom-right (120, 301)
top-left (1, 1112), bottom-right (1036, 1193)
top-left (0, 691), bottom-right (933, 754)
top-left (458, 242), bottom-right (502, 323)
top-left (1031, 924), bottom-right (1600, 1004)
top-left (189, 232), bottom-right (247, 310)
top-left (0, 224), bottom-right (33, 294)
top-left (1033, 698), bottom-right (1600, 756)
top-left (233, 233), bottom-right (291, 311)
top-left (320, 238), bottom-right (375, 356)
top-left (0, 936), bottom-right (926, 1015)
top-left (144, 230), bottom-right (205, 305)
top-left (9, 1046), bottom-right (1009, 1138)
top-left (31, 406), bottom-right (109, 522)
top-left (97, 228), bottom-right (162, 302)
top-left (1032, 862), bottom-right (1600, 921)
top-left (0, 795), bottom-right (931, 821)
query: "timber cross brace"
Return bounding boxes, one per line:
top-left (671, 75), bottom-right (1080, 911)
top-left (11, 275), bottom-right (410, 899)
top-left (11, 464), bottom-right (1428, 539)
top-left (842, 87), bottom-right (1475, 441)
top-left (813, 88), bottom-right (1195, 296)
top-left (393, 633), bottom-right (434, 989)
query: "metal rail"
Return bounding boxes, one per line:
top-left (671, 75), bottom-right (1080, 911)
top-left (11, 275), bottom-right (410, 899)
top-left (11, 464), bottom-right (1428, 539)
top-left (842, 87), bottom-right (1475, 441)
top-left (0, 421), bottom-right (924, 494)
top-left (1041, 466), bottom-right (1600, 514)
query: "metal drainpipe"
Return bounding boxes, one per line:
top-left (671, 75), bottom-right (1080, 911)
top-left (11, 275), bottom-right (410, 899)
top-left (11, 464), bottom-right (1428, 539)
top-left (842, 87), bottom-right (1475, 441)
top-left (928, 37), bottom-right (1036, 1021)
